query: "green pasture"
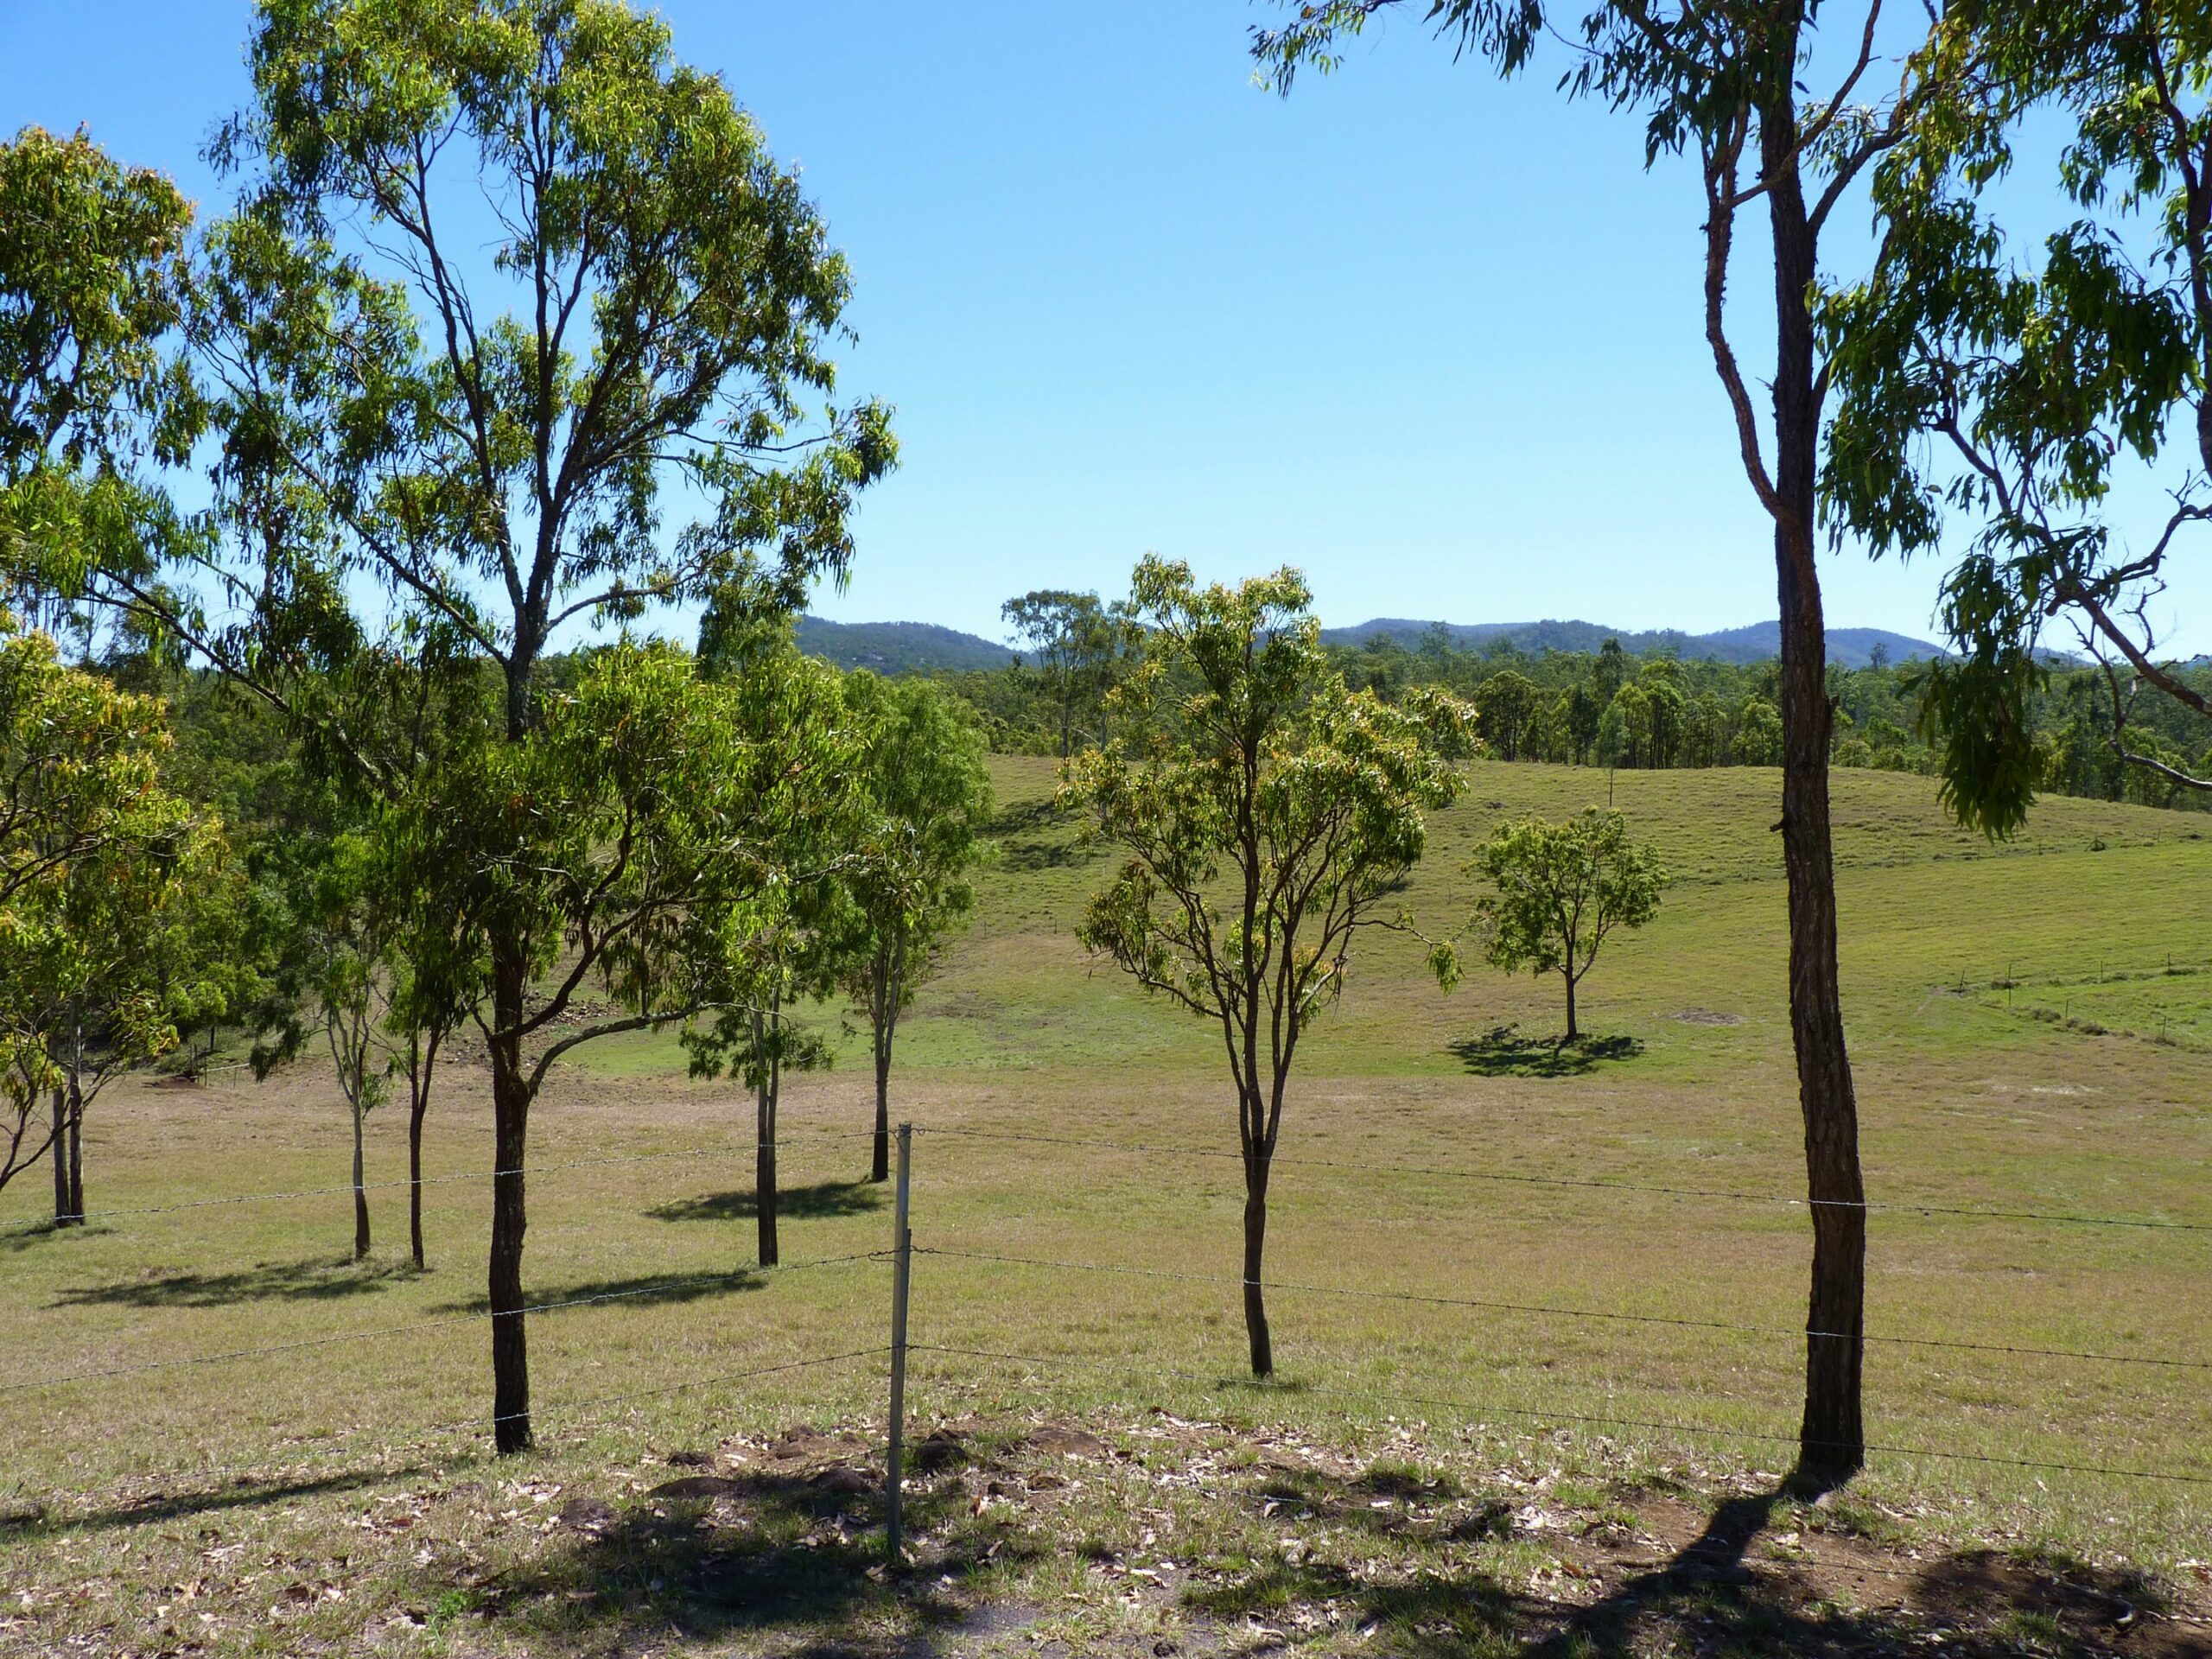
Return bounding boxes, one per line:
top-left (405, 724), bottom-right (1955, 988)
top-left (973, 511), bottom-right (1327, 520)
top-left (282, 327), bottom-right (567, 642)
top-left (2, 758), bottom-right (2208, 1655)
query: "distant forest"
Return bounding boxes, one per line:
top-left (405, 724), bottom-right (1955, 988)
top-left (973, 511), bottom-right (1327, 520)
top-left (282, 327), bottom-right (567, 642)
top-left (901, 601), bottom-right (2212, 814)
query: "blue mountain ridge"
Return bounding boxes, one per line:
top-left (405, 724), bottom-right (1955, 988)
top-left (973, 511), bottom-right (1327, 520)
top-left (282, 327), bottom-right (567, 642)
top-left (792, 613), bottom-right (1950, 673)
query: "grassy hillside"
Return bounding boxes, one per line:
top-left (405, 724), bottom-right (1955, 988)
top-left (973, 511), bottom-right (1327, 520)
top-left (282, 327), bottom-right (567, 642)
top-left (3, 760), bottom-right (2208, 1656)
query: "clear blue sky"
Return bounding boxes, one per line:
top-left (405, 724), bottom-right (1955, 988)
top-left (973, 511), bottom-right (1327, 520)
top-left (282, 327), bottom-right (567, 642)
top-left (5, 0), bottom-right (2204, 652)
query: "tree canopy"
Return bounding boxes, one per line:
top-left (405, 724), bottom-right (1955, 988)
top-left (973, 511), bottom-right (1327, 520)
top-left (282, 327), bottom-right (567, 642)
top-left (1065, 555), bottom-right (1471, 1377)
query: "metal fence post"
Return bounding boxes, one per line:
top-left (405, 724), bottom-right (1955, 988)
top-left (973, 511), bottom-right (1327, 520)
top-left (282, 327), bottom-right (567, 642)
top-left (886, 1122), bottom-right (912, 1564)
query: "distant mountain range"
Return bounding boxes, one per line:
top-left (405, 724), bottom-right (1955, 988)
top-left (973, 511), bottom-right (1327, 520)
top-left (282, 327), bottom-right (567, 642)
top-left (792, 615), bottom-right (1015, 674)
top-left (1319, 618), bottom-right (1947, 669)
top-left (791, 613), bottom-right (1948, 674)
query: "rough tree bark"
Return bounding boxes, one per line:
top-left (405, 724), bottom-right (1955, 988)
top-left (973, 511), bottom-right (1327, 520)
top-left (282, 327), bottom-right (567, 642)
top-left (49, 1086), bottom-right (68, 1225)
top-left (1240, 1141), bottom-right (1274, 1378)
top-left (868, 947), bottom-right (899, 1185)
top-left (1761, 84), bottom-right (1867, 1481)
top-left (351, 1095), bottom-right (370, 1262)
top-left (754, 1007), bottom-right (779, 1268)
top-left (407, 1027), bottom-right (441, 1271)
top-left (487, 945), bottom-right (532, 1454)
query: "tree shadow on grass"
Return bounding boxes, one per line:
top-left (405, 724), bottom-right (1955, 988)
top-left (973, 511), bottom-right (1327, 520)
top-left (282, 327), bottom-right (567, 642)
top-left (0, 1219), bottom-right (98, 1255)
top-left (51, 1252), bottom-right (416, 1309)
top-left (429, 1268), bottom-right (766, 1316)
top-left (1449, 1025), bottom-right (1643, 1078)
top-left (648, 1180), bottom-right (884, 1224)
top-left (19, 1463), bottom-right (445, 1538)
top-left (1194, 1467), bottom-right (2176, 1658)
top-left (488, 1459), bottom-right (1041, 1656)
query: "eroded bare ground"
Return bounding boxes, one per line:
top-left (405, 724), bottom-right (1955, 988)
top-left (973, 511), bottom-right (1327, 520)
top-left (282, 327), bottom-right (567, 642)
top-left (10, 1410), bottom-right (2208, 1659)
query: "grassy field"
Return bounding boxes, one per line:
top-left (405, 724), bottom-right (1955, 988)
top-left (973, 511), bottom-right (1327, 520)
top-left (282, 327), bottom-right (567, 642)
top-left (2, 757), bottom-right (2209, 1656)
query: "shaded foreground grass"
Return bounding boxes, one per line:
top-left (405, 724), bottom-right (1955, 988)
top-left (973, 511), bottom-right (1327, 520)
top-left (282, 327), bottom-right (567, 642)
top-left (1, 760), bottom-right (2209, 1654)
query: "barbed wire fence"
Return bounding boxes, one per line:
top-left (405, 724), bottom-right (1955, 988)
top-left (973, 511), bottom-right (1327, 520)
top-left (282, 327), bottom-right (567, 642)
top-left (3, 1116), bottom-right (2209, 1572)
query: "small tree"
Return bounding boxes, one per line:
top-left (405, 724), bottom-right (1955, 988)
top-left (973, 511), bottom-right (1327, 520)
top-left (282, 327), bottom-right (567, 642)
top-left (0, 622), bottom-right (203, 1206)
top-left (1065, 556), bottom-right (1470, 1378)
top-left (832, 671), bottom-right (994, 1183)
top-left (683, 647), bottom-right (858, 1267)
top-left (1440, 809), bottom-right (1668, 1042)
top-left (75, 0), bottom-right (899, 1453)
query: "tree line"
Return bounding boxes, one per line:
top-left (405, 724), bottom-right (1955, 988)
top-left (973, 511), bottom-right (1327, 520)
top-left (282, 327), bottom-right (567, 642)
top-left (935, 610), bottom-right (2212, 813)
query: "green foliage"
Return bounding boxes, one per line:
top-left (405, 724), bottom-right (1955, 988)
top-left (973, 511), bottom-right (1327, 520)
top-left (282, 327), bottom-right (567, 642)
top-left (1001, 588), bottom-right (1140, 757)
top-left (0, 620), bottom-right (219, 1190)
top-left (1065, 557), bottom-right (1471, 1106)
top-left (388, 640), bottom-right (860, 1089)
top-left (825, 670), bottom-right (995, 1028)
top-left (1821, 0), bottom-right (2212, 834)
top-left (1436, 807), bottom-right (1668, 1039)
top-left (679, 645), bottom-right (860, 1093)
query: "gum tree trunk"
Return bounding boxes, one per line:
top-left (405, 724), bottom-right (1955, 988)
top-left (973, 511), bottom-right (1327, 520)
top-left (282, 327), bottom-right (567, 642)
top-left (64, 1022), bottom-right (84, 1222)
top-left (1764, 94), bottom-right (1866, 1480)
top-left (869, 951), bottom-right (897, 1184)
top-left (869, 1033), bottom-right (892, 1184)
top-left (488, 945), bottom-right (532, 1454)
top-left (352, 1095), bottom-right (370, 1261)
top-left (1563, 970), bottom-right (1580, 1042)
top-left (49, 1086), bottom-right (68, 1225)
top-left (1241, 1139), bottom-right (1273, 1378)
top-left (755, 1009), bottom-right (779, 1268)
top-left (408, 1026), bottom-right (442, 1271)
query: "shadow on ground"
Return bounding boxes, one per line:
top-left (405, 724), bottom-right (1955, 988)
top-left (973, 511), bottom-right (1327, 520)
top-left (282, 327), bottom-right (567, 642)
top-left (1198, 1464), bottom-right (2183, 1659)
top-left (1449, 1026), bottom-right (1643, 1078)
top-left (25, 1463), bottom-right (448, 1538)
top-left (0, 1220), bottom-right (102, 1256)
top-left (431, 1268), bottom-right (765, 1315)
top-left (649, 1179), bottom-right (884, 1224)
top-left (51, 1252), bottom-right (416, 1308)
top-left (988, 796), bottom-right (1097, 874)
top-left (486, 1459), bottom-right (1040, 1655)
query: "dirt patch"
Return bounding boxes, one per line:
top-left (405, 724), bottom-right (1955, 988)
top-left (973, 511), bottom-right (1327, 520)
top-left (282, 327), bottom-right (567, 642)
top-left (1670, 1007), bottom-right (1745, 1026)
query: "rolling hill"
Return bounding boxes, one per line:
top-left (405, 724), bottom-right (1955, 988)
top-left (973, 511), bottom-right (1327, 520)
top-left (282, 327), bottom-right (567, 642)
top-left (1319, 616), bottom-right (1947, 667)
top-left (791, 613), bottom-right (1955, 674)
top-left (792, 615), bottom-right (1014, 673)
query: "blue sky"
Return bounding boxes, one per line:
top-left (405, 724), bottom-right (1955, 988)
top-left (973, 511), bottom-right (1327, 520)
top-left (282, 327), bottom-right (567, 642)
top-left (4, 0), bottom-right (2204, 652)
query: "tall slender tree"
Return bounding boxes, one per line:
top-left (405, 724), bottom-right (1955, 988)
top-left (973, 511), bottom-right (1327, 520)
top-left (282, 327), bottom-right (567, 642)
top-left (1255, 0), bottom-right (1948, 1478)
top-left (1066, 556), bottom-right (1469, 1377)
top-left (62, 0), bottom-right (893, 1452)
top-left (831, 671), bottom-right (994, 1183)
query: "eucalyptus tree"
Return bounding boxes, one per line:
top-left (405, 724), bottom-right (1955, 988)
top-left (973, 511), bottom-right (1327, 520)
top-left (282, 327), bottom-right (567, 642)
top-left (1438, 808), bottom-right (1668, 1041)
top-left (0, 624), bottom-right (205, 1208)
top-left (1254, 0), bottom-right (1948, 1476)
top-left (1002, 589), bottom-right (1137, 756)
top-left (1474, 667), bottom-right (1538, 760)
top-left (831, 671), bottom-right (995, 1183)
top-left (0, 125), bottom-right (195, 645)
top-left (60, 0), bottom-right (893, 1452)
top-left (681, 645), bottom-right (859, 1268)
top-left (1065, 556), bottom-right (1470, 1378)
top-left (254, 830), bottom-right (395, 1262)
top-left (1824, 2), bottom-right (2212, 832)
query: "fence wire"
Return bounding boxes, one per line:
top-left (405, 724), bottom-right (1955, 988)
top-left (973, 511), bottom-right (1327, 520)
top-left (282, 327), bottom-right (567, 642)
top-left (0, 1250), bottom-right (888, 1395)
top-left (909, 1342), bottom-right (2212, 1489)
top-left (0, 1127), bottom-right (880, 1236)
top-left (916, 1127), bottom-right (2212, 1232)
top-left (915, 1245), bottom-right (2212, 1371)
